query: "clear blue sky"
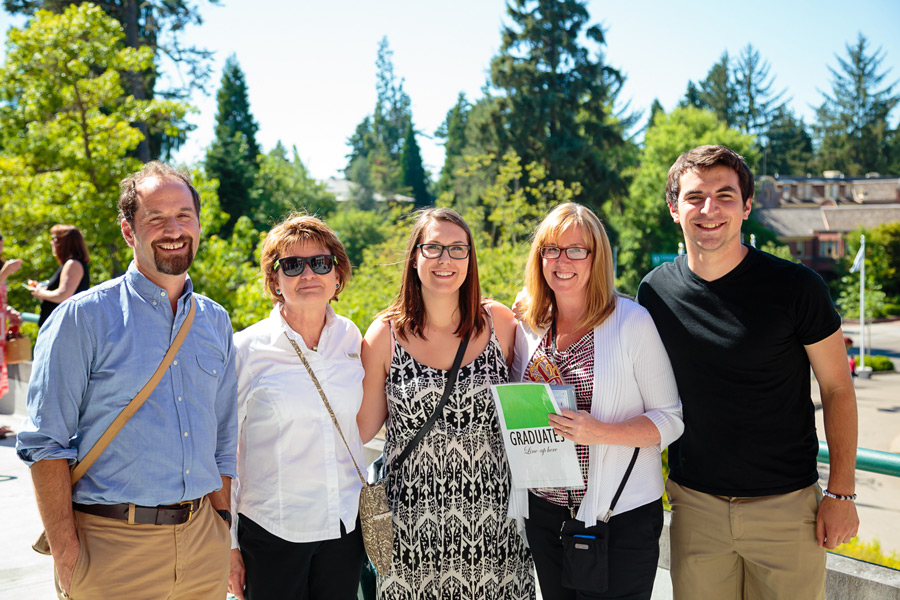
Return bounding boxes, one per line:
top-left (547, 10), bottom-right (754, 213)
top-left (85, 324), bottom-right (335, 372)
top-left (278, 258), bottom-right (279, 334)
top-left (2, 0), bottom-right (900, 180)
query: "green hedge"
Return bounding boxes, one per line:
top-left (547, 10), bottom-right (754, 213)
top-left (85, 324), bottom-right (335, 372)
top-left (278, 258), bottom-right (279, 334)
top-left (858, 355), bottom-right (896, 372)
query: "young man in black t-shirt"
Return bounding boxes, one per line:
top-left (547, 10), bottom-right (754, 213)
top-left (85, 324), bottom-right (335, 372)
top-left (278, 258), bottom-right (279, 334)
top-left (637, 145), bottom-right (859, 600)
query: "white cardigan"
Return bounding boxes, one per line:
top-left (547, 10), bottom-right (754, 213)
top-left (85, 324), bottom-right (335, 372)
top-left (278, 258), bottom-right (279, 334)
top-left (509, 297), bottom-right (683, 527)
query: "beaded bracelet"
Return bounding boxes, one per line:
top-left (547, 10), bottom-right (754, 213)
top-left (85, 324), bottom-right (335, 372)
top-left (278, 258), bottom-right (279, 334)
top-left (823, 489), bottom-right (857, 501)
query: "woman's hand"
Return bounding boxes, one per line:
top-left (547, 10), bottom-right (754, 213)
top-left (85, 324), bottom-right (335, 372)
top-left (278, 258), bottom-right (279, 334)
top-left (228, 548), bottom-right (246, 600)
top-left (548, 409), bottom-right (605, 445)
top-left (549, 410), bottom-right (661, 448)
top-left (0, 258), bottom-right (22, 282)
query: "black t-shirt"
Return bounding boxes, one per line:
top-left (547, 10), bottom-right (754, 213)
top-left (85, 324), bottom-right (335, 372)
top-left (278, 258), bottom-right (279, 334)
top-left (637, 246), bottom-right (841, 497)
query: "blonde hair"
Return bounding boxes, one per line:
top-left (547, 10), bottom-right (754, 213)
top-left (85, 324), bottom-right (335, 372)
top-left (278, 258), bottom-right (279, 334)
top-left (523, 203), bottom-right (616, 331)
top-left (259, 213), bottom-right (351, 304)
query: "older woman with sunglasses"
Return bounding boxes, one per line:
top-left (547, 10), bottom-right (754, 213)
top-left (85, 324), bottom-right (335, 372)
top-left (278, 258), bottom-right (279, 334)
top-left (511, 203), bottom-right (683, 600)
top-left (228, 215), bottom-right (366, 600)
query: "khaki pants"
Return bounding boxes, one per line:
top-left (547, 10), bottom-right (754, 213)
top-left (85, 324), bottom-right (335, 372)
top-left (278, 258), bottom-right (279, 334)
top-left (57, 497), bottom-right (230, 600)
top-left (667, 480), bottom-right (825, 600)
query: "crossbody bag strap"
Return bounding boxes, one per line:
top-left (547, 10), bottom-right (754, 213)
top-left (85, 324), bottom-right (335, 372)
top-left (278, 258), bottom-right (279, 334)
top-left (601, 447), bottom-right (641, 523)
top-left (389, 335), bottom-right (469, 474)
top-left (69, 296), bottom-right (197, 485)
top-left (284, 332), bottom-right (368, 486)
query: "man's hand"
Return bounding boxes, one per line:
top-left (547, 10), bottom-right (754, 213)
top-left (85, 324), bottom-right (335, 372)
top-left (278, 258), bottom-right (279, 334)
top-left (816, 496), bottom-right (859, 549)
top-left (54, 538), bottom-right (81, 595)
top-left (228, 548), bottom-right (246, 600)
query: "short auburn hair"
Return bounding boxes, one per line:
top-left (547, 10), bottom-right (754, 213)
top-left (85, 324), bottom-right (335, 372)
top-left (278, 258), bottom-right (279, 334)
top-left (523, 203), bottom-right (616, 332)
top-left (259, 213), bottom-right (351, 304)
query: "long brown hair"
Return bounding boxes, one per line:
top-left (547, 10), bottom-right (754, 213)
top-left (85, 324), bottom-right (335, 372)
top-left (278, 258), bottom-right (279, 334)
top-left (523, 203), bottom-right (616, 331)
top-left (50, 224), bottom-right (90, 265)
top-left (380, 208), bottom-right (485, 341)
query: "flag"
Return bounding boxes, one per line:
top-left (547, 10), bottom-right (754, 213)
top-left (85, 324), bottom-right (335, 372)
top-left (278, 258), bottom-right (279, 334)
top-left (849, 246), bottom-right (864, 273)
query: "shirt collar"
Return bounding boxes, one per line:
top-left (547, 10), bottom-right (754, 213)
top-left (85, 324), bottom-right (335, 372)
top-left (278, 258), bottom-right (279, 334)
top-left (125, 261), bottom-right (194, 308)
top-left (271, 303), bottom-right (336, 347)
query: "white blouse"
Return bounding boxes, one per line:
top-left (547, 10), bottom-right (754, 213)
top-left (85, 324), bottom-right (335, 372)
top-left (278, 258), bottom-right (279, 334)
top-left (231, 305), bottom-right (365, 547)
top-left (510, 297), bottom-right (684, 528)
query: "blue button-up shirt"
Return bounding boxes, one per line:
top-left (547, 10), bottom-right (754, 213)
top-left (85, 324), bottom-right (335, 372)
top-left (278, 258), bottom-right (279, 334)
top-left (17, 262), bottom-right (238, 506)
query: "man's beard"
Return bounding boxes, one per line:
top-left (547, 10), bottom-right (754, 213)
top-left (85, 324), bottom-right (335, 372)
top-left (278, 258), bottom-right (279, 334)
top-left (152, 236), bottom-right (195, 275)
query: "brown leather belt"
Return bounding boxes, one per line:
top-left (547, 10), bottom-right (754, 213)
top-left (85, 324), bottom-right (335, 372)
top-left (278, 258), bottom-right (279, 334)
top-left (73, 499), bottom-right (201, 525)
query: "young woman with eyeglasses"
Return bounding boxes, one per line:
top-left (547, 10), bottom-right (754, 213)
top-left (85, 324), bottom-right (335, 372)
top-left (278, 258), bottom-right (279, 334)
top-left (357, 208), bottom-right (534, 599)
top-left (509, 203), bottom-right (683, 600)
top-left (228, 214), bottom-right (366, 600)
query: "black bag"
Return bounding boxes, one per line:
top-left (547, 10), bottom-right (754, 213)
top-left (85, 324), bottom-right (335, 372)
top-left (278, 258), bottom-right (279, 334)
top-left (559, 448), bottom-right (640, 593)
top-left (560, 517), bottom-right (611, 592)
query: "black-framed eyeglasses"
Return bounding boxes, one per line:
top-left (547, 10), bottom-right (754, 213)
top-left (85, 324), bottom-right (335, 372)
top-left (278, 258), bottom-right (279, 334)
top-left (540, 246), bottom-right (591, 260)
top-left (415, 243), bottom-right (470, 260)
top-left (274, 254), bottom-right (336, 276)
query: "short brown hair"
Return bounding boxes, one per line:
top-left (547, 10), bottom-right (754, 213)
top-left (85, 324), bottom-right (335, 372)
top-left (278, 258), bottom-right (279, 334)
top-left (523, 203), bottom-right (616, 331)
top-left (50, 224), bottom-right (90, 265)
top-left (259, 213), bottom-right (352, 304)
top-left (665, 145), bottom-right (754, 210)
top-left (380, 208), bottom-right (485, 341)
top-left (118, 161), bottom-right (200, 225)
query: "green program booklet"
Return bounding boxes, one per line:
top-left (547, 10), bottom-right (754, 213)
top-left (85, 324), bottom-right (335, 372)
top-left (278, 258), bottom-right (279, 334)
top-left (490, 383), bottom-right (583, 489)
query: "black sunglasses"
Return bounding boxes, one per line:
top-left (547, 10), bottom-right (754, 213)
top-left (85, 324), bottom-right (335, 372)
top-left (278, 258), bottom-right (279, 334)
top-left (274, 255), bottom-right (336, 276)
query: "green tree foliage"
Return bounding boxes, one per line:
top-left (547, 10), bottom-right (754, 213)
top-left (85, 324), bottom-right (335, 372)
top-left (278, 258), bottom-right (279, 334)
top-left (814, 34), bottom-right (899, 175)
top-left (608, 106), bottom-right (757, 293)
top-left (488, 0), bottom-right (631, 216)
top-left (764, 107), bottom-right (815, 175)
top-left (434, 93), bottom-right (470, 196)
top-left (4, 0), bottom-right (219, 160)
top-left (399, 121), bottom-right (431, 208)
top-left (205, 54), bottom-right (260, 233)
top-left (250, 142), bottom-right (336, 230)
top-left (680, 52), bottom-right (738, 127)
top-left (733, 44), bottom-right (787, 139)
top-left (0, 3), bottom-right (188, 307)
top-left (328, 207), bottom-right (394, 271)
top-left (345, 37), bottom-right (428, 203)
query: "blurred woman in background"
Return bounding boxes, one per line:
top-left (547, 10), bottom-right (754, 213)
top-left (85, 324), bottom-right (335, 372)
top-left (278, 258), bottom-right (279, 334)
top-left (28, 224), bottom-right (90, 327)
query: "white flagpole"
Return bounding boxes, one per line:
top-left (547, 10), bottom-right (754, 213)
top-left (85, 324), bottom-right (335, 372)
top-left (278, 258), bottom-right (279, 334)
top-left (859, 235), bottom-right (866, 371)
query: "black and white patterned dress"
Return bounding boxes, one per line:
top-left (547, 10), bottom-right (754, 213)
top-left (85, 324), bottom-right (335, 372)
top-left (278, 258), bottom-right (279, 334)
top-left (378, 319), bottom-right (535, 600)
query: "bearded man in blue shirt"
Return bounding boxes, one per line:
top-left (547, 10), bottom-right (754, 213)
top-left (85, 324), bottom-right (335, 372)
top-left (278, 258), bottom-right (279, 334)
top-left (17, 162), bottom-right (238, 599)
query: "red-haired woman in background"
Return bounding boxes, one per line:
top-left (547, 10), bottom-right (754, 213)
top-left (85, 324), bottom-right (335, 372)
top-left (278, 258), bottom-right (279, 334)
top-left (28, 224), bottom-right (90, 327)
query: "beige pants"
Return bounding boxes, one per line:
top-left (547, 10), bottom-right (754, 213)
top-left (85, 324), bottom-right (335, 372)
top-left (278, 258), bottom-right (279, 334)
top-left (56, 497), bottom-right (230, 600)
top-left (667, 479), bottom-right (825, 600)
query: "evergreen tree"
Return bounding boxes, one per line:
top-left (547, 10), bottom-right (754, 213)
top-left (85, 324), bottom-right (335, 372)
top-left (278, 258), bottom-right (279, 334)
top-left (765, 107), bottom-right (814, 175)
top-left (205, 55), bottom-right (260, 233)
top-left (400, 122), bottom-right (431, 208)
top-left (435, 93), bottom-right (471, 195)
top-left (488, 0), bottom-right (629, 215)
top-left (345, 37), bottom-right (428, 204)
top-left (680, 52), bottom-right (737, 127)
top-left (733, 44), bottom-right (787, 138)
top-left (815, 34), bottom-right (899, 175)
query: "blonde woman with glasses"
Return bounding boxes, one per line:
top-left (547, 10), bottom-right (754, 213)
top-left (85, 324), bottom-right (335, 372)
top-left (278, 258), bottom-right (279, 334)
top-left (510, 203), bottom-right (683, 600)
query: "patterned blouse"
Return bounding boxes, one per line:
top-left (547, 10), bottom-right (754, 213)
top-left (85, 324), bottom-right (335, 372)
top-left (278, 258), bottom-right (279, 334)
top-left (525, 328), bottom-right (595, 508)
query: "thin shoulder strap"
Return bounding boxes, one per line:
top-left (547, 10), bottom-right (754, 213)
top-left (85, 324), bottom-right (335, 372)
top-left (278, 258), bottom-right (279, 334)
top-left (284, 332), bottom-right (368, 486)
top-left (70, 296), bottom-right (197, 485)
top-left (389, 336), bottom-right (468, 473)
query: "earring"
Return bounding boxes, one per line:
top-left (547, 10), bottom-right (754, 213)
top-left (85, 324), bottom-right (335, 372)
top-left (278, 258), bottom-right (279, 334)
top-left (335, 283), bottom-right (339, 289)
top-left (275, 288), bottom-right (281, 295)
